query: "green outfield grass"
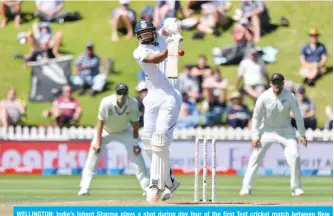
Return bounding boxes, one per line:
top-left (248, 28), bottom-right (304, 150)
top-left (0, 176), bottom-right (332, 204)
top-left (0, 1), bottom-right (332, 127)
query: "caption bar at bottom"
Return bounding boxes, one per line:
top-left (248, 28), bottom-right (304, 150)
top-left (13, 206), bottom-right (333, 216)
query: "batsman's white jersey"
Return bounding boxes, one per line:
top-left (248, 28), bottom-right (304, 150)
top-left (241, 87), bottom-right (306, 192)
top-left (133, 32), bottom-right (181, 141)
top-left (133, 35), bottom-right (175, 93)
top-left (79, 94), bottom-right (149, 194)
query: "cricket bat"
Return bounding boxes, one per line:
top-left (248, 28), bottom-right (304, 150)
top-left (167, 39), bottom-right (179, 79)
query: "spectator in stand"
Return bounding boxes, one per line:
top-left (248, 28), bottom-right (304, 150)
top-left (154, 0), bottom-right (185, 27)
top-left (240, 0), bottom-right (271, 42)
top-left (236, 48), bottom-right (269, 99)
top-left (325, 105), bottom-right (332, 130)
top-left (202, 67), bottom-right (228, 105)
top-left (24, 38), bottom-right (56, 66)
top-left (0, 87), bottom-right (26, 128)
top-left (140, 5), bottom-right (154, 22)
top-left (284, 79), bottom-right (298, 94)
top-left (110, 0), bottom-right (136, 41)
top-left (72, 42), bottom-right (107, 96)
top-left (210, 9), bottom-right (255, 66)
top-left (135, 81), bottom-right (147, 128)
top-left (34, 0), bottom-right (80, 23)
top-left (0, 0), bottom-right (22, 28)
top-left (176, 93), bottom-right (200, 128)
top-left (226, 91), bottom-right (250, 129)
top-left (291, 85), bottom-right (317, 130)
top-left (26, 22), bottom-right (62, 56)
top-left (195, 0), bottom-right (231, 36)
top-left (299, 28), bottom-right (328, 86)
top-left (184, 0), bottom-right (210, 17)
top-left (179, 64), bottom-right (199, 94)
top-left (137, 70), bottom-right (146, 82)
top-left (191, 55), bottom-right (212, 93)
top-left (42, 85), bottom-right (81, 127)
top-left (200, 83), bottom-right (226, 127)
top-left (232, 10), bottom-right (254, 43)
top-left (179, 64), bottom-right (201, 106)
top-left (176, 102), bottom-right (200, 128)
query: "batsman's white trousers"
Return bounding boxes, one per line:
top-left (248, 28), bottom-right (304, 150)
top-left (80, 128), bottom-right (149, 191)
top-left (141, 90), bottom-right (182, 141)
top-left (242, 130), bottom-right (302, 190)
top-left (141, 90), bottom-right (181, 189)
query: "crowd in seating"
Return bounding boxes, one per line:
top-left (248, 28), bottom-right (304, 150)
top-left (0, 0), bottom-right (331, 131)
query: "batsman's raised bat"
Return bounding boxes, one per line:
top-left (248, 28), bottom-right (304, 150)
top-left (167, 39), bottom-right (179, 79)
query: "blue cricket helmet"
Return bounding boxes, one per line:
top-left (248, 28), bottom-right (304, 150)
top-left (135, 20), bottom-right (157, 44)
top-left (135, 19), bottom-right (156, 33)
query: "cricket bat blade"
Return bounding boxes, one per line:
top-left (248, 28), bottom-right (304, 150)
top-left (167, 40), bottom-right (179, 79)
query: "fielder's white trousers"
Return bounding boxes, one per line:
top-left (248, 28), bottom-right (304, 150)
top-left (242, 130), bottom-right (302, 191)
top-left (80, 129), bottom-right (149, 191)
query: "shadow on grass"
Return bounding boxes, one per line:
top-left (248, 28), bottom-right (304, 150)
top-left (314, 65), bottom-right (333, 83)
top-left (103, 80), bottom-right (114, 92)
top-left (58, 49), bottom-right (73, 56)
top-left (21, 12), bottom-right (35, 24)
top-left (4, 12), bottom-right (35, 26)
top-left (261, 23), bottom-right (279, 37)
top-left (325, 66), bottom-right (333, 74)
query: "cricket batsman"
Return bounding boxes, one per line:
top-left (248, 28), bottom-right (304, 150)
top-left (133, 19), bottom-right (182, 202)
top-left (240, 73), bottom-right (307, 196)
top-left (78, 83), bottom-right (150, 196)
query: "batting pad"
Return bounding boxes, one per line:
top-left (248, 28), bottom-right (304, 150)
top-left (150, 133), bottom-right (172, 191)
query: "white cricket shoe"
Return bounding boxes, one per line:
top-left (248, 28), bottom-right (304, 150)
top-left (292, 188), bottom-right (304, 196)
top-left (146, 186), bottom-right (160, 203)
top-left (239, 188), bottom-right (251, 196)
top-left (161, 180), bottom-right (180, 201)
top-left (78, 188), bottom-right (90, 196)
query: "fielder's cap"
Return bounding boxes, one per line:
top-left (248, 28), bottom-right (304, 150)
top-left (135, 81), bottom-right (147, 92)
top-left (309, 28), bottom-right (320, 36)
top-left (115, 83), bottom-right (129, 92)
top-left (270, 73), bottom-right (285, 82)
top-left (296, 85), bottom-right (306, 94)
top-left (86, 42), bottom-right (94, 48)
top-left (229, 91), bottom-right (242, 100)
